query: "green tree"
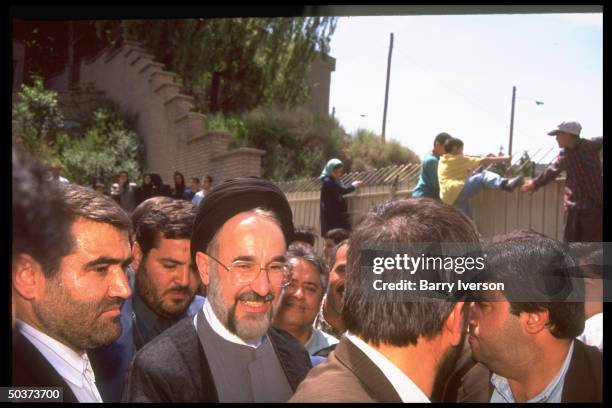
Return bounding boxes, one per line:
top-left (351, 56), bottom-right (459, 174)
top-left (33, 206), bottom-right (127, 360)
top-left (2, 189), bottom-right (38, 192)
top-left (96, 18), bottom-right (337, 114)
top-left (12, 76), bottom-right (144, 186)
top-left (12, 75), bottom-right (65, 164)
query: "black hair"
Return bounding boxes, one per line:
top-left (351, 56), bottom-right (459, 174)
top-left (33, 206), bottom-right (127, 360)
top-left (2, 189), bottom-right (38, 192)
top-left (342, 197), bottom-right (481, 347)
top-left (482, 232), bottom-right (585, 339)
top-left (12, 147), bottom-right (72, 278)
top-left (324, 228), bottom-right (350, 245)
top-left (135, 198), bottom-right (197, 256)
top-left (434, 132), bottom-right (452, 147)
top-left (444, 137), bottom-right (464, 154)
top-left (286, 243), bottom-right (328, 289)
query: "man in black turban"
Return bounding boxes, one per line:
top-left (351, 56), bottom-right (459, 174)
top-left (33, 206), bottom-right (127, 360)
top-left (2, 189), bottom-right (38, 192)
top-left (123, 177), bottom-right (312, 402)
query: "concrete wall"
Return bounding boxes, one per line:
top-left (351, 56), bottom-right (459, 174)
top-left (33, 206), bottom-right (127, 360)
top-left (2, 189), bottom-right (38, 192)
top-left (306, 52), bottom-right (336, 116)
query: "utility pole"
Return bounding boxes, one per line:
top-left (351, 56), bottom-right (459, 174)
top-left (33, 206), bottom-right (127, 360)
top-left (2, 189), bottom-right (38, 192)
top-left (382, 32), bottom-right (394, 143)
top-left (508, 85), bottom-right (516, 157)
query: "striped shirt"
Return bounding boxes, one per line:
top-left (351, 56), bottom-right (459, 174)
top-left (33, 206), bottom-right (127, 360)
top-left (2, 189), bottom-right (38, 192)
top-left (534, 137), bottom-right (602, 210)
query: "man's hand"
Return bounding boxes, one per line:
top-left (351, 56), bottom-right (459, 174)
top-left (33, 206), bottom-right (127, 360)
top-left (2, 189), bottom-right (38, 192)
top-left (521, 180), bottom-right (537, 193)
top-left (352, 180), bottom-right (364, 188)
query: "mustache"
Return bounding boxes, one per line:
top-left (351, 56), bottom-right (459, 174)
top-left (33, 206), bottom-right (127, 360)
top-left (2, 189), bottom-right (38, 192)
top-left (99, 298), bottom-right (124, 314)
top-left (164, 285), bottom-right (192, 295)
top-left (236, 291), bottom-right (274, 303)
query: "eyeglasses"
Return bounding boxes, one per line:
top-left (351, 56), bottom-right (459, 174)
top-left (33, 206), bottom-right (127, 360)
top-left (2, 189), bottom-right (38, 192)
top-left (206, 254), bottom-right (293, 288)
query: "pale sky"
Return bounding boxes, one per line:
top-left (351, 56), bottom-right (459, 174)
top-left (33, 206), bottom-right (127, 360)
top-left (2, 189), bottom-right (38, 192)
top-left (328, 13), bottom-right (603, 164)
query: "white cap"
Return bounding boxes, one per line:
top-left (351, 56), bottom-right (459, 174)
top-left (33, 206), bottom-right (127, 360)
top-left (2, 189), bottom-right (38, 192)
top-left (547, 121), bottom-right (582, 137)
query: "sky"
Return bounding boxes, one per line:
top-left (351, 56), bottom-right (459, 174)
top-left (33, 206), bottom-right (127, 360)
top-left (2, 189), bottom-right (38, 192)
top-left (328, 13), bottom-right (603, 164)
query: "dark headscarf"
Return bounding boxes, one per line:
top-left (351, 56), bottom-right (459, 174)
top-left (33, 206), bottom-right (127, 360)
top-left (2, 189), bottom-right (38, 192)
top-left (191, 176), bottom-right (294, 263)
top-left (173, 171), bottom-right (186, 199)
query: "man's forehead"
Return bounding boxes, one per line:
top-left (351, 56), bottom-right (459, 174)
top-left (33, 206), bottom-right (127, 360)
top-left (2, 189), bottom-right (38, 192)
top-left (216, 211), bottom-right (285, 255)
top-left (70, 218), bottom-right (131, 257)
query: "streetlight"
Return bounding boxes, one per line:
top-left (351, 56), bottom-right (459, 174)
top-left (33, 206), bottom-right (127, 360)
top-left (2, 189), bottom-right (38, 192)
top-left (508, 86), bottom-right (544, 157)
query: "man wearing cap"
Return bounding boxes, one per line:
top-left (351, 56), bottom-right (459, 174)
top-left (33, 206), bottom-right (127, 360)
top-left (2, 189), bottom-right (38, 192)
top-left (522, 121), bottom-right (602, 242)
top-left (123, 176), bottom-right (312, 402)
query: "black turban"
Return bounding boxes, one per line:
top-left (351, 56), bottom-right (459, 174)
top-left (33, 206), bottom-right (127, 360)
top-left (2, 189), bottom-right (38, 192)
top-left (191, 176), bottom-right (294, 263)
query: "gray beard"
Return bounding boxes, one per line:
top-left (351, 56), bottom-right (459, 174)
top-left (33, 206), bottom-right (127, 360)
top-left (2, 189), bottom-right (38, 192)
top-left (207, 267), bottom-right (282, 342)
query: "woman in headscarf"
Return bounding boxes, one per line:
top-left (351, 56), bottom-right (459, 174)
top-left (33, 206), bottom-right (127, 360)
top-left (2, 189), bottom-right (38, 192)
top-left (136, 173), bottom-right (155, 205)
top-left (172, 171), bottom-right (187, 200)
top-left (319, 158), bottom-right (363, 236)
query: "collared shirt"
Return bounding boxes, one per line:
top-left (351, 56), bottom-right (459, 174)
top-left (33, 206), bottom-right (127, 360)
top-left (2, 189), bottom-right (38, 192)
top-left (412, 152), bottom-right (441, 199)
top-left (577, 313), bottom-right (603, 351)
top-left (313, 294), bottom-right (344, 339)
top-left (192, 190), bottom-right (205, 207)
top-left (304, 327), bottom-right (339, 356)
top-left (534, 137), bottom-right (602, 210)
top-left (193, 297), bottom-right (263, 348)
top-left (18, 320), bottom-right (103, 403)
top-left (131, 282), bottom-right (205, 351)
top-left (345, 331), bottom-right (430, 403)
top-left (490, 341), bottom-right (575, 403)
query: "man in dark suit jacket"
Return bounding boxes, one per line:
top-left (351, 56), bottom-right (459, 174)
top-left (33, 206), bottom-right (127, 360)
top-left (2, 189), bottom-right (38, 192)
top-left (123, 177), bottom-right (312, 402)
top-left (291, 198), bottom-right (484, 402)
top-left (12, 182), bottom-right (133, 403)
top-left (453, 232), bottom-right (602, 403)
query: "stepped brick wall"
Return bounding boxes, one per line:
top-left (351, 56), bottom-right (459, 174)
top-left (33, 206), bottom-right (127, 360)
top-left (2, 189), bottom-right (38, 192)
top-left (46, 40), bottom-right (265, 184)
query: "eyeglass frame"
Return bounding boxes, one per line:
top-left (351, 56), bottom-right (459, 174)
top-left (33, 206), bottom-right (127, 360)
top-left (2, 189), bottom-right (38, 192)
top-left (204, 252), bottom-right (294, 288)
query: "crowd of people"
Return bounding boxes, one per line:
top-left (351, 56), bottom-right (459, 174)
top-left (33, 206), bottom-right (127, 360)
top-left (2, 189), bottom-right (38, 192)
top-left (11, 117), bottom-right (603, 403)
top-left (87, 171), bottom-right (215, 214)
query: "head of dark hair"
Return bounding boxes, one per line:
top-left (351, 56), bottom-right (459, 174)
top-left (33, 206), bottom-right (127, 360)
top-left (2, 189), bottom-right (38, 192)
top-left (342, 197), bottom-right (481, 347)
top-left (174, 171), bottom-right (185, 185)
top-left (327, 238), bottom-right (349, 270)
top-left (444, 137), bottom-right (464, 154)
top-left (150, 173), bottom-right (163, 188)
top-left (204, 175), bottom-right (213, 183)
top-left (292, 226), bottom-right (317, 247)
top-left (189, 177), bottom-right (200, 184)
top-left (482, 232), bottom-right (585, 339)
top-left (135, 198), bottom-right (197, 256)
top-left (12, 147), bottom-right (72, 278)
top-left (324, 228), bottom-right (350, 245)
top-left (434, 132), bottom-right (452, 147)
top-left (286, 243), bottom-right (328, 289)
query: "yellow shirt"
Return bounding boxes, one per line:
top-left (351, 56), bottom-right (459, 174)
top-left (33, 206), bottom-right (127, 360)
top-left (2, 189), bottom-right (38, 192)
top-left (437, 154), bottom-right (482, 205)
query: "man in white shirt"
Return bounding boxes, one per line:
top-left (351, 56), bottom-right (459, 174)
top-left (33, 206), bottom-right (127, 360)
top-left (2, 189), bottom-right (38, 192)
top-left (291, 198), bottom-right (479, 402)
top-left (12, 183), bottom-right (133, 402)
top-left (192, 174), bottom-right (212, 207)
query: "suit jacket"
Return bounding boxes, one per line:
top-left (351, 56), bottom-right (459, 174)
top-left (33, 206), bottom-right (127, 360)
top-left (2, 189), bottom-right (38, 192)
top-left (12, 331), bottom-right (78, 403)
top-left (122, 317), bottom-right (312, 402)
top-left (290, 336), bottom-right (402, 402)
top-left (455, 339), bottom-right (602, 403)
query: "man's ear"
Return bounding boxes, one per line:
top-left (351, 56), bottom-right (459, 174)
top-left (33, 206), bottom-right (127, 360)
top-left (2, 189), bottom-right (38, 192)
top-left (132, 241), bottom-right (144, 271)
top-left (521, 309), bottom-right (549, 335)
top-left (195, 252), bottom-right (210, 286)
top-left (12, 253), bottom-right (46, 300)
top-left (444, 301), bottom-right (466, 347)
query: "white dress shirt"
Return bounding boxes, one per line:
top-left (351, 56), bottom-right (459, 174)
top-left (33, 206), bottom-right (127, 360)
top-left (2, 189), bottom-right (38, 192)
top-left (577, 313), bottom-right (603, 351)
top-left (345, 331), bottom-right (430, 403)
top-left (193, 298), bottom-right (263, 348)
top-left (18, 320), bottom-right (103, 403)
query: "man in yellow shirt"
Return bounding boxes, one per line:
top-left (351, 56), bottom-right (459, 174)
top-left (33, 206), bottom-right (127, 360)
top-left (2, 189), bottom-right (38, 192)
top-left (438, 138), bottom-right (524, 218)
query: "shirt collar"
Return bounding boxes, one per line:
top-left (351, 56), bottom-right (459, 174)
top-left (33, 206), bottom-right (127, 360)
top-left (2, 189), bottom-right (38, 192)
top-left (17, 320), bottom-right (94, 388)
top-left (345, 331), bottom-right (430, 403)
top-left (201, 297), bottom-right (263, 348)
top-left (491, 341), bottom-right (575, 403)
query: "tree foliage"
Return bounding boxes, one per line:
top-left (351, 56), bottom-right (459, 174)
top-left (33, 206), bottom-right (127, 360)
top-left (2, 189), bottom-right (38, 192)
top-left (12, 76), bottom-right (144, 187)
top-left (210, 107), bottom-right (419, 181)
top-left (344, 129), bottom-right (421, 172)
top-left (95, 18), bottom-right (337, 114)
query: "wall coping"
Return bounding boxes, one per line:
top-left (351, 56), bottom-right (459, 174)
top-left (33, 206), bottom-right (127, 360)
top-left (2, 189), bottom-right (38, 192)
top-left (211, 147), bottom-right (266, 161)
